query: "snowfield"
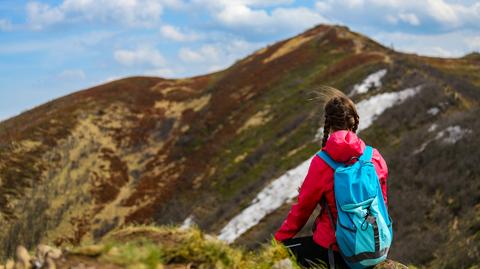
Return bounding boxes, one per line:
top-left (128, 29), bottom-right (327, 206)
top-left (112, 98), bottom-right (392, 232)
top-left (356, 86), bottom-right (422, 132)
top-left (218, 86), bottom-right (422, 243)
top-left (436, 126), bottom-right (472, 144)
top-left (217, 158), bottom-right (312, 243)
top-left (349, 69), bottom-right (387, 96)
top-left (414, 125), bottom-right (472, 155)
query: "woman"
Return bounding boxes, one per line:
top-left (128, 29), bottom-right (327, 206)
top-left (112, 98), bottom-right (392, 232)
top-left (274, 89), bottom-right (388, 268)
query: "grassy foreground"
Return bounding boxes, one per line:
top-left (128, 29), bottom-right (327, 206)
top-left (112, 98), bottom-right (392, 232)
top-left (67, 225), bottom-right (308, 269)
top-left (2, 225), bottom-right (410, 269)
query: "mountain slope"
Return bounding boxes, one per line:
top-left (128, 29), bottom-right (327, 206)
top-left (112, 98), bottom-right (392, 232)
top-left (0, 24), bottom-right (479, 268)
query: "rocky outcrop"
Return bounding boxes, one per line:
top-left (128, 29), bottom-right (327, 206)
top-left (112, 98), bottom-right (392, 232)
top-left (0, 245), bottom-right (62, 269)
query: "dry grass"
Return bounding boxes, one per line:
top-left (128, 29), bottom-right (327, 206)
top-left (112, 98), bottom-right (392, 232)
top-left (263, 35), bottom-right (315, 64)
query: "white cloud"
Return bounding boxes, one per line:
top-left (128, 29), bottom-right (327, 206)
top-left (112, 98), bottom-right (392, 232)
top-left (215, 5), bottom-right (327, 34)
top-left (0, 31), bottom-right (115, 54)
top-left (426, 0), bottom-right (459, 26)
top-left (114, 47), bottom-right (166, 67)
top-left (179, 47), bottom-right (204, 62)
top-left (386, 14), bottom-right (399, 24)
top-left (58, 69), bottom-right (86, 80)
top-left (466, 36), bottom-right (480, 51)
top-left (161, 0), bottom-right (188, 9)
top-left (207, 64), bottom-right (225, 73)
top-left (315, 1), bottom-right (332, 12)
top-left (398, 12), bottom-right (420, 26)
top-left (0, 18), bottom-right (13, 31)
top-left (27, 2), bottom-right (65, 30)
top-left (179, 45), bottom-right (221, 62)
top-left (272, 7), bottom-right (328, 29)
top-left (177, 38), bottom-right (263, 75)
top-left (344, 0), bottom-right (365, 8)
top-left (26, 0), bottom-right (164, 30)
top-left (387, 12), bottom-right (420, 26)
top-left (242, 0), bottom-right (294, 6)
top-left (191, 0), bottom-right (327, 35)
top-left (160, 25), bottom-right (199, 42)
top-left (372, 31), bottom-right (474, 57)
top-left (315, 0), bottom-right (480, 30)
top-left (216, 4), bottom-right (270, 28)
top-left (101, 76), bottom-right (122, 84)
top-left (193, 0), bottom-right (294, 9)
top-left (431, 46), bottom-right (458, 57)
top-left (145, 68), bottom-right (176, 78)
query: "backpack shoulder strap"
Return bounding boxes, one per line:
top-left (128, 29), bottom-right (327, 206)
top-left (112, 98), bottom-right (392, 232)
top-left (321, 196), bottom-right (336, 230)
top-left (316, 151), bottom-right (341, 170)
top-left (359, 145), bottom-right (373, 162)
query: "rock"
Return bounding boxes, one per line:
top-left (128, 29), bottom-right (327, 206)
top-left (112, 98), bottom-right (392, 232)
top-left (5, 259), bottom-right (15, 269)
top-left (15, 246), bottom-right (31, 269)
top-left (36, 245), bottom-right (62, 260)
top-left (70, 245), bottom-right (105, 256)
top-left (373, 259), bottom-right (408, 269)
top-left (44, 257), bottom-right (56, 269)
top-left (272, 258), bottom-right (294, 269)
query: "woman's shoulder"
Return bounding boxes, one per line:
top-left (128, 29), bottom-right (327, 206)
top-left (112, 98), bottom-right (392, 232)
top-left (370, 147), bottom-right (388, 174)
top-left (370, 147), bottom-right (386, 161)
top-left (312, 152), bottom-right (337, 171)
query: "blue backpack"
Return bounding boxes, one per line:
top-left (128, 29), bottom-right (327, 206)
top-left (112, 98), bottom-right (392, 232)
top-left (317, 146), bottom-right (392, 269)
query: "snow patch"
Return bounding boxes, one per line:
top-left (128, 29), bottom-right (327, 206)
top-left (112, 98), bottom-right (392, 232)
top-left (413, 141), bottom-right (430, 155)
top-left (218, 86), bottom-right (421, 244)
top-left (436, 126), bottom-right (472, 144)
top-left (428, 124), bottom-right (438, 133)
top-left (427, 107), bottom-right (440, 116)
top-left (314, 127), bottom-right (324, 142)
top-left (180, 215), bottom-right (195, 230)
top-left (349, 69), bottom-right (387, 96)
top-left (356, 86), bottom-right (422, 133)
top-left (217, 158), bottom-right (312, 244)
top-left (414, 125), bottom-right (471, 155)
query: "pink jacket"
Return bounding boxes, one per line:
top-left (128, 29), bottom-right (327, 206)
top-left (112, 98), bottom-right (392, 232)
top-left (274, 130), bottom-right (388, 250)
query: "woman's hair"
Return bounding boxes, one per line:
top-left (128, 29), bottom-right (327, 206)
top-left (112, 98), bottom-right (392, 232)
top-left (314, 86), bottom-right (359, 148)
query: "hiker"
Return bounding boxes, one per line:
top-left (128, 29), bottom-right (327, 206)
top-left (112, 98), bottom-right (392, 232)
top-left (274, 88), bottom-right (391, 269)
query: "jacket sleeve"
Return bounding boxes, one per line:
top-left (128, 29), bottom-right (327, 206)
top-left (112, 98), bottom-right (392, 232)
top-left (372, 148), bottom-right (388, 206)
top-left (274, 156), bottom-right (325, 241)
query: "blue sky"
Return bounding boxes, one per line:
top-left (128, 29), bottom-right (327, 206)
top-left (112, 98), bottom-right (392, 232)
top-left (1, 0), bottom-right (479, 121)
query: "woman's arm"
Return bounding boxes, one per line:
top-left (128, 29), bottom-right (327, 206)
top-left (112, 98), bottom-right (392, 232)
top-left (274, 156), bottom-right (327, 241)
top-left (372, 148), bottom-right (388, 206)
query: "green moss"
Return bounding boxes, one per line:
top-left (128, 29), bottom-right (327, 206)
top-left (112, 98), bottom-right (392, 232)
top-left (101, 240), bottom-right (163, 269)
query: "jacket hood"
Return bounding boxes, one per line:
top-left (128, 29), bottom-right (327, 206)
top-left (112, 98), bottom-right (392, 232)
top-left (323, 130), bottom-right (366, 163)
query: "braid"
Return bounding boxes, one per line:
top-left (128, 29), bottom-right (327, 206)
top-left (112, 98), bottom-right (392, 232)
top-left (321, 93), bottom-right (360, 146)
top-left (322, 116), bottom-right (330, 148)
top-left (352, 115), bottom-right (359, 133)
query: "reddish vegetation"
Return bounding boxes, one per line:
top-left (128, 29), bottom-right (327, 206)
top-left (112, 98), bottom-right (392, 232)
top-left (320, 53), bottom-right (386, 80)
top-left (91, 148), bottom-right (130, 205)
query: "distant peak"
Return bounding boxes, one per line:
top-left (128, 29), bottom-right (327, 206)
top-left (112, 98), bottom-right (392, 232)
top-left (463, 52), bottom-right (480, 61)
